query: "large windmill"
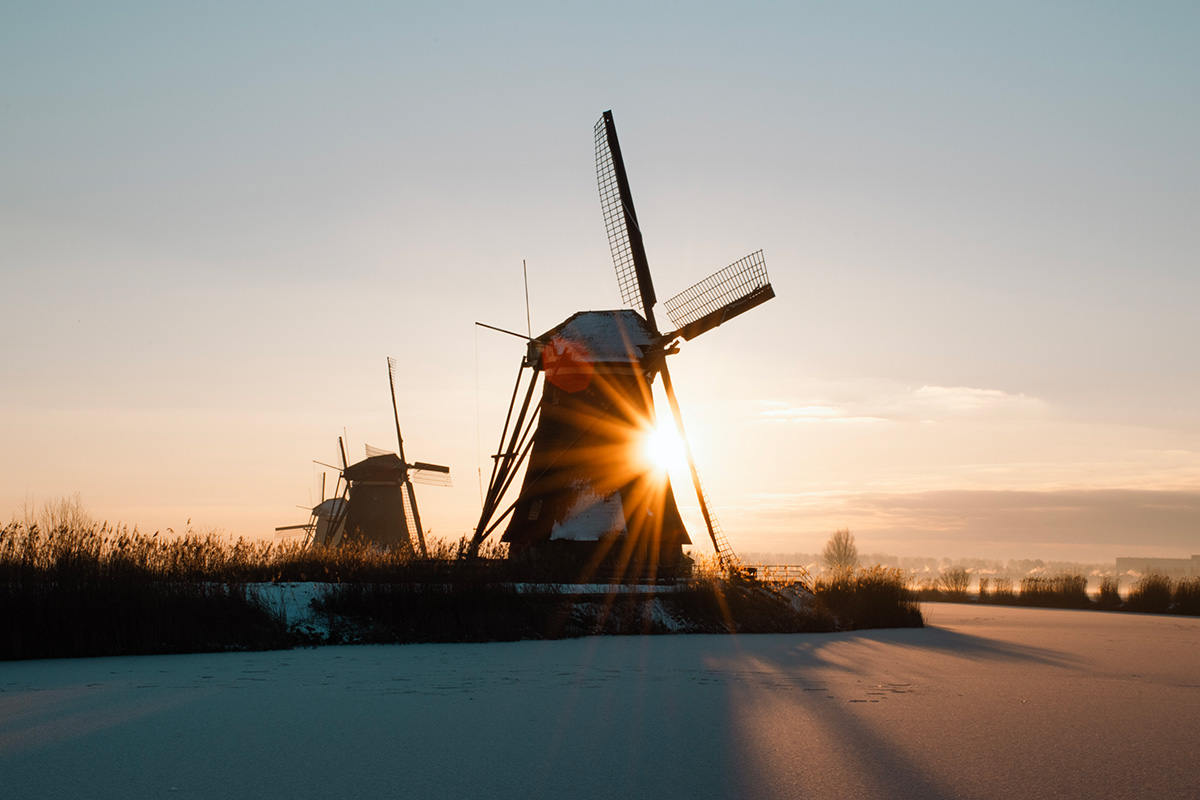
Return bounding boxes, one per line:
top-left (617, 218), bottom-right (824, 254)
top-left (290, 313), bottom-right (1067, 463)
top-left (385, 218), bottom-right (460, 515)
top-left (279, 358), bottom-right (450, 554)
top-left (467, 111), bottom-right (774, 578)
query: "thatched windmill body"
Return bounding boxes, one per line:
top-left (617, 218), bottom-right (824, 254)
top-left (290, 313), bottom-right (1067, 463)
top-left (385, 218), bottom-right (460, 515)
top-left (468, 111), bottom-right (774, 578)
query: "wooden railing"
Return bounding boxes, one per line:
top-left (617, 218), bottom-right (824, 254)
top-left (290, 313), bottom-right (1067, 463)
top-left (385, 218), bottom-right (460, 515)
top-left (743, 564), bottom-right (812, 586)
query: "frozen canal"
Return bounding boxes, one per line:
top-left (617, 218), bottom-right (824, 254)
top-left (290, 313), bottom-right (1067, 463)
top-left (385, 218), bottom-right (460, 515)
top-left (3, 604), bottom-right (1198, 799)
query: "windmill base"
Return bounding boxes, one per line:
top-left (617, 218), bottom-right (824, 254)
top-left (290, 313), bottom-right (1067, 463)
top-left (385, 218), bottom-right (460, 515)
top-left (505, 539), bottom-right (691, 584)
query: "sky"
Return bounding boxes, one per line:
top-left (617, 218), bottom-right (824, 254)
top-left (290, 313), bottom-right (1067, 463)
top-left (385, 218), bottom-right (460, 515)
top-left (3, 1), bottom-right (1198, 562)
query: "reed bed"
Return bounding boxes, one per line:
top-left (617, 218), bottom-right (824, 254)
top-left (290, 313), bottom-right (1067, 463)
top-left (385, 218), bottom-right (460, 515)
top-left (1125, 573), bottom-right (1174, 614)
top-left (812, 566), bottom-right (923, 630)
top-left (903, 565), bottom-right (1200, 616)
top-left (992, 577), bottom-right (1016, 602)
top-left (1096, 575), bottom-right (1122, 610)
top-left (1172, 577), bottom-right (1200, 616)
top-left (1018, 574), bottom-right (1091, 609)
top-left (910, 566), bottom-right (1200, 616)
top-left (0, 521), bottom-right (292, 660)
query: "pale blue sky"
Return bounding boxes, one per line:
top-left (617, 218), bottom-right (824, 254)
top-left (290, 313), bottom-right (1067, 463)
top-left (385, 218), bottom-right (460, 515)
top-left (3, 2), bottom-right (1198, 560)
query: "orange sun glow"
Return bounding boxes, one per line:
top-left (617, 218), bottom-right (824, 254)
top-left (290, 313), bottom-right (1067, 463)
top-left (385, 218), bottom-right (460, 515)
top-left (641, 422), bottom-right (687, 473)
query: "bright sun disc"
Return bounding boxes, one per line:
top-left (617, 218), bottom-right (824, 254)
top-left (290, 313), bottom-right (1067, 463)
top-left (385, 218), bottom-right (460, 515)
top-left (643, 423), bottom-right (686, 472)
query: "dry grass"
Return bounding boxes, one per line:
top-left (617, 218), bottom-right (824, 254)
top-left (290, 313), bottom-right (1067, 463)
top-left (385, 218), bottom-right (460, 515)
top-left (992, 577), bottom-right (1016, 602)
top-left (1096, 575), bottom-right (1122, 610)
top-left (0, 517), bottom-right (512, 587)
top-left (1125, 573), bottom-right (1174, 614)
top-left (1173, 577), bottom-right (1200, 616)
top-left (1018, 574), bottom-right (1090, 609)
top-left (0, 520), bottom-right (291, 660)
top-left (813, 566), bottom-right (923, 630)
top-left (0, 517), bottom-right (509, 659)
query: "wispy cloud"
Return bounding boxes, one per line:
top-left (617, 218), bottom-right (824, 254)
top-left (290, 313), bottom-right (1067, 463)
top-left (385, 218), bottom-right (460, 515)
top-left (759, 383), bottom-right (1045, 425)
top-left (910, 385), bottom-right (1042, 415)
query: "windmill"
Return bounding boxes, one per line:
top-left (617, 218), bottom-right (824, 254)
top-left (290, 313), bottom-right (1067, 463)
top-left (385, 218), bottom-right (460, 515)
top-left (274, 436), bottom-right (351, 548)
top-left (467, 110), bottom-right (774, 578)
top-left (278, 358), bottom-right (451, 555)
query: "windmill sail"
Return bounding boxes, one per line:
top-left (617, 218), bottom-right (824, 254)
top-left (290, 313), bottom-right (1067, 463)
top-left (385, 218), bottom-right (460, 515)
top-left (658, 365), bottom-right (739, 569)
top-left (411, 462), bottom-right (452, 487)
top-left (595, 111), bottom-right (657, 321)
top-left (387, 356), bottom-right (428, 556)
top-left (663, 250), bottom-right (774, 341)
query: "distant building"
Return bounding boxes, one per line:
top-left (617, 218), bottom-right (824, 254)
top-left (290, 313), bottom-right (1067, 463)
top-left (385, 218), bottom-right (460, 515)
top-left (1114, 555), bottom-right (1200, 577)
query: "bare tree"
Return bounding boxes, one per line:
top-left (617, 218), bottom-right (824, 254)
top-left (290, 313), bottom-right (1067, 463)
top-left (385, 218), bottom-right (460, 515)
top-left (822, 528), bottom-right (859, 571)
top-left (38, 493), bottom-right (94, 532)
top-left (939, 566), bottom-right (970, 598)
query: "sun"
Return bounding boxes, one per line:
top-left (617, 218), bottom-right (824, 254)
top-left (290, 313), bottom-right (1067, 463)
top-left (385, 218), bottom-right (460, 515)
top-left (641, 421), bottom-right (687, 473)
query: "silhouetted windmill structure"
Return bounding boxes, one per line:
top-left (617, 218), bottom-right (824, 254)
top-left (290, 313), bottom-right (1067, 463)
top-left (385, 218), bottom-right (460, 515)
top-left (278, 358), bottom-right (450, 554)
top-left (467, 111), bottom-right (774, 578)
top-left (275, 437), bottom-right (350, 547)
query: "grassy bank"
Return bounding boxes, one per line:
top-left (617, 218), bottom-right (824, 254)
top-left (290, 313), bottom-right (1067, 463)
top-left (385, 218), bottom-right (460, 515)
top-left (1, 521), bottom-right (922, 660)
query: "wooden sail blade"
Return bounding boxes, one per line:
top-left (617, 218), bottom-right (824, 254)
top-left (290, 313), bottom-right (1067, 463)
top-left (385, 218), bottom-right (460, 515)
top-left (663, 250), bottom-right (774, 341)
top-left (596, 110), bottom-right (658, 326)
top-left (659, 362), bottom-right (739, 570)
top-left (411, 468), bottom-right (452, 487)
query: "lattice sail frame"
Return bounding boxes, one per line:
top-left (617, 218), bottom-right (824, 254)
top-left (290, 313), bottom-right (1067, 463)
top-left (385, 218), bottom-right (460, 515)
top-left (595, 114), bottom-right (652, 316)
top-left (663, 250), bottom-right (774, 341)
top-left (411, 467), bottom-right (452, 487)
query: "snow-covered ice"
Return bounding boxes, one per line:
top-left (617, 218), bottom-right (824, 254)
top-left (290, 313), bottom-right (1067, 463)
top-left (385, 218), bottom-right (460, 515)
top-left (2, 604), bottom-right (1198, 799)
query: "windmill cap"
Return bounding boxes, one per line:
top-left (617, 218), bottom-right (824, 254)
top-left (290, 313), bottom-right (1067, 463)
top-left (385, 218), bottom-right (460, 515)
top-left (343, 453), bottom-right (407, 482)
top-left (535, 310), bottom-right (656, 364)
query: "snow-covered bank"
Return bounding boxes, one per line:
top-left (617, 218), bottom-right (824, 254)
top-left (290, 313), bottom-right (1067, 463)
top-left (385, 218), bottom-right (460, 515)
top-left (2, 604), bottom-right (1197, 799)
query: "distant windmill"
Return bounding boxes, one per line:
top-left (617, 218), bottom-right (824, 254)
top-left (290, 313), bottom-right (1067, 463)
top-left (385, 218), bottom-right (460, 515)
top-left (275, 437), bottom-right (350, 547)
top-left (468, 110), bottom-right (774, 577)
top-left (279, 358), bottom-right (450, 554)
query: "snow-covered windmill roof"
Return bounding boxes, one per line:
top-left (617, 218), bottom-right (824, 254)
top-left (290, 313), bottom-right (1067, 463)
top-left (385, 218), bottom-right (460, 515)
top-left (343, 454), bottom-right (405, 482)
top-left (536, 310), bottom-right (656, 363)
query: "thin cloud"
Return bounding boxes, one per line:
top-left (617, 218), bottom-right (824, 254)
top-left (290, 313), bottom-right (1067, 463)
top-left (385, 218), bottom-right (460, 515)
top-left (911, 385), bottom-right (1043, 415)
top-left (759, 383), bottom-right (1045, 425)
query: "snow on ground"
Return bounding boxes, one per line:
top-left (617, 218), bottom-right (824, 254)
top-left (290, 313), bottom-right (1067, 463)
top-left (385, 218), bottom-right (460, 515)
top-left (2, 604), bottom-right (1198, 799)
top-left (255, 582), bottom-right (329, 640)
